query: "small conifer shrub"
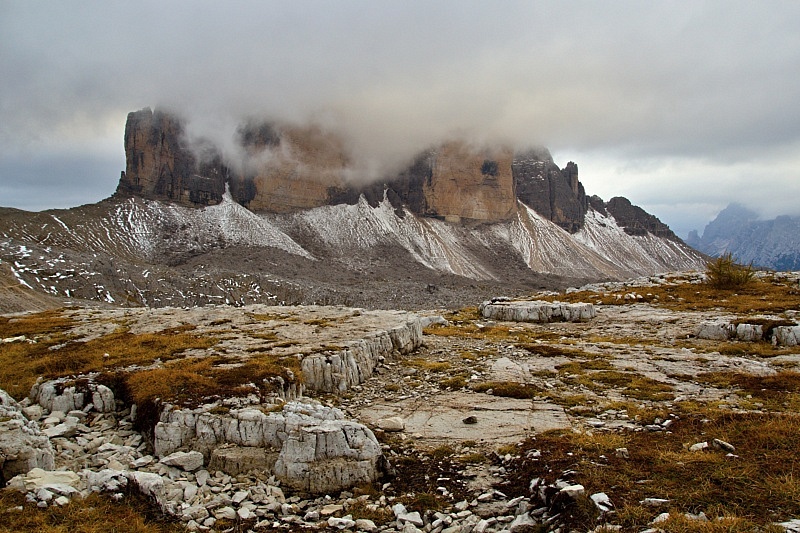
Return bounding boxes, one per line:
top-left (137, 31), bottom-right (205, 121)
top-left (706, 252), bottom-right (754, 289)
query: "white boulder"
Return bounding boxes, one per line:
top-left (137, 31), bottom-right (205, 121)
top-left (159, 451), bottom-right (204, 471)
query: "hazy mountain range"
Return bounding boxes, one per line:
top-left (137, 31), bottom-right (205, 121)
top-left (687, 203), bottom-right (800, 270)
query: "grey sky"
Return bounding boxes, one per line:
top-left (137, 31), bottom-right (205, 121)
top-left (2, 1), bottom-right (799, 238)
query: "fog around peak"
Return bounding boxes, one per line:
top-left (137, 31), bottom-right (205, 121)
top-left (2, 1), bottom-right (800, 237)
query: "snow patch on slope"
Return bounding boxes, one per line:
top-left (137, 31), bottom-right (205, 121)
top-left (288, 196), bottom-right (496, 279)
top-left (576, 209), bottom-right (703, 274)
top-left (505, 203), bottom-right (625, 278)
top-left (158, 188), bottom-right (312, 259)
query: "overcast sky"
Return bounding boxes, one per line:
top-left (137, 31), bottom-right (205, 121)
top-left (2, 1), bottom-right (799, 238)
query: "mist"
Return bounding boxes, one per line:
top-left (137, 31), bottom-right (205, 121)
top-left (2, 1), bottom-right (800, 232)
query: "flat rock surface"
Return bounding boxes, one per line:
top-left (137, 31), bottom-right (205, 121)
top-left (358, 393), bottom-right (569, 444)
top-left (38, 305), bottom-right (420, 373)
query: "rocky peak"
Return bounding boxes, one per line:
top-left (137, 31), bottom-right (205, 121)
top-left (116, 108), bottom-right (228, 207)
top-left (512, 150), bottom-right (588, 232)
top-left (603, 196), bottom-right (680, 242)
top-left (115, 108), bottom-right (676, 240)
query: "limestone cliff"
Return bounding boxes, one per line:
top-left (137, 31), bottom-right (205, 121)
top-left (115, 107), bottom-right (670, 239)
top-left (232, 123), bottom-right (350, 213)
top-left (116, 108), bottom-right (227, 207)
top-left (512, 149), bottom-right (588, 232)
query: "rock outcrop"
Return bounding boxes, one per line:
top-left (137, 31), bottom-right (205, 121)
top-left (301, 317), bottom-right (423, 393)
top-left (30, 378), bottom-right (116, 414)
top-left (696, 318), bottom-right (800, 346)
top-left (153, 401), bottom-right (385, 494)
top-left (479, 299), bottom-right (596, 323)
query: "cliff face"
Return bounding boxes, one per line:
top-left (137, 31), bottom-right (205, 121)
top-left (233, 124), bottom-right (350, 213)
top-left (512, 149), bottom-right (588, 232)
top-left (422, 142), bottom-right (517, 222)
top-left (117, 108), bottom-right (227, 206)
top-left (116, 108), bottom-right (665, 238)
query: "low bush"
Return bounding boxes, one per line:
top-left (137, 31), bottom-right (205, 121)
top-left (705, 252), bottom-right (754, 290)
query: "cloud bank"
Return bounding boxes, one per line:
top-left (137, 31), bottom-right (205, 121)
top-left (2, 0), bottom-right (800, 235)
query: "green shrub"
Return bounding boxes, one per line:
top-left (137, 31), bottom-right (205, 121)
top-left (706, 252), bottom-right (754, 289)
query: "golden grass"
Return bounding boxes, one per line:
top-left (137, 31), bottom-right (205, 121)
top-left (346, 499), bottom-right (394, 525)
top-left (0, 320), bottom-right (218, 399)
top-left (439, 375), bottom-right (468, 390)
top-left (471, 380), bottom-right (543, 399)
top-left (560, 369), bottom-right (674, 401)
top-left (549, 276), bottom-right (800, 314)
top-left (503, 411), bottom-right (800, 530)
top-left (686, 339), bottom-right (798, 358)
top-left (405, 357), bottom-right (451, 372)
top-left (0, 308), bottom-right (306, 408)
top-left (0, 309), bottom-right (75, 338)
top-left (0, 490), bottom-right (183, 533)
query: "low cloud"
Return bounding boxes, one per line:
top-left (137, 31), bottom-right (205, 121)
top-left (1, 1), bottom-right (799, 231)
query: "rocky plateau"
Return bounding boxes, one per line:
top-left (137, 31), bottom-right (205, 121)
top-left (2, 271), bottom-right (800, 532)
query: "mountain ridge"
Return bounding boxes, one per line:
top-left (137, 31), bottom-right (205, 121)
top-left (0, 107), bottom-right (705, 312)
top-left (687, 203), bottom-right (800, 270)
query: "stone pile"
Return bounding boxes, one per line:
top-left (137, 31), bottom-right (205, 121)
top-left (479, 298), bottom-right (596, 323)
top-left (0, 389), bottom-right (55, 483)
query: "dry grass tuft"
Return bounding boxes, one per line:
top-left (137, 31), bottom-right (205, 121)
top-left (0, 489), bottom-right (183, 533)
top-left (705, 253), bottom-right (755, 290)
top-left (472, 380), bottom-right (543, 399)
top-left (439, 375), bottom-right (468, 390)
top-left (347, 499), bottom-right (394, 524)
top-left (406, 357), bottom-right (451, 372)
top-left (560, 369), bottom-right (674, 401)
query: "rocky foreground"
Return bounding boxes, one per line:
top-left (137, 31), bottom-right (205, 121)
top-left (2, 271), bottom-right (800, 532)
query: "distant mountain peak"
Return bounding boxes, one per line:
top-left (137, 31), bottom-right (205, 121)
top-left (689, 203), bottom-right (800, 270)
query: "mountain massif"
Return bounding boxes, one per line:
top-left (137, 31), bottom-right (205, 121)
top-left (0, 108), bottom-right (704, 312)
top-left (687, 203), bottom-right (800, 271)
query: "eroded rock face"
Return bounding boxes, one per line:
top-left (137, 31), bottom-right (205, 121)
top-left (301, 317), bottom-right (423, 393)
top-left (30, 377), bottom-right (116, 414)
top-left (479, 299), bottom-right (596, 323)
top-left (0, 389), bottom-right (55, 484)
top-left (117, 108), bottom-right (227, 207)
top-left (697, 320), bottom-right (800, 346)
top-left (421, 142), bottom-right (517, 222)
top-left (513, 149), bottom-right (588, 232)
top-left (153, 401), bottom-right (385, 494)
top-left (236, 124), bottom-right (351, 213)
